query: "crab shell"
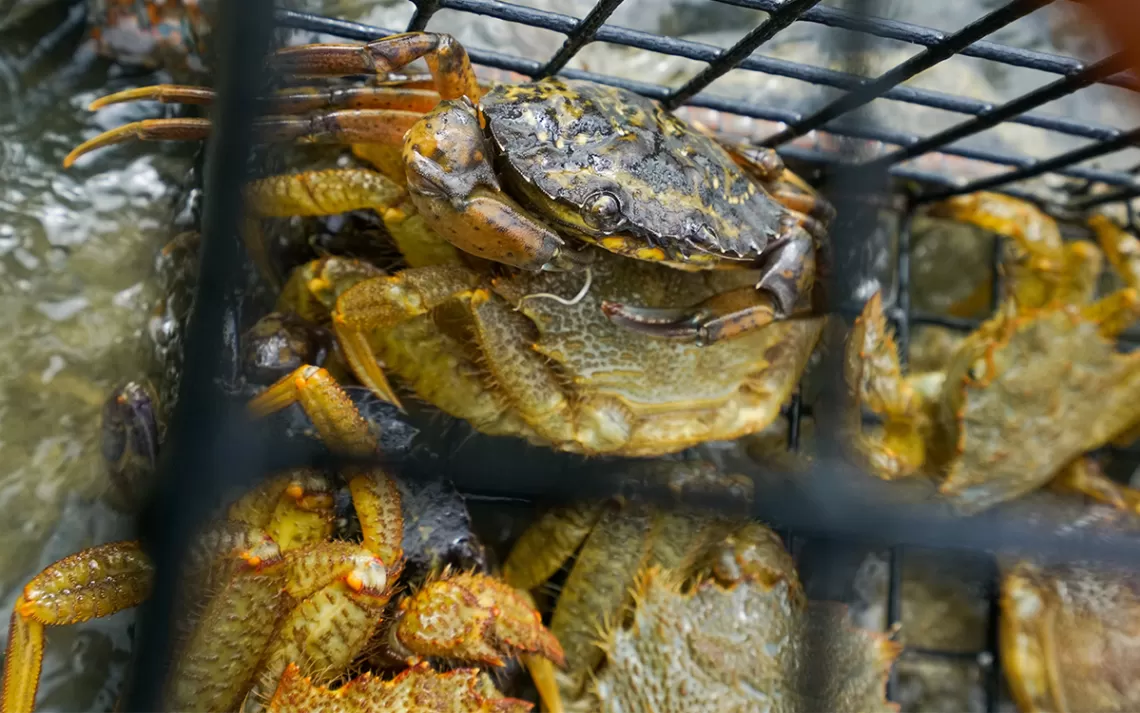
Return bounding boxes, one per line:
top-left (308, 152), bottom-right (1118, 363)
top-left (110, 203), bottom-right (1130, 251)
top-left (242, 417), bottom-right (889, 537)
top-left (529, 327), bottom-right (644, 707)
top-left (593, 569), bottom-right (900, 713)
top-left (934, 302), bottom-right (1140, 513)
top-left (1002, 561), bottom-right (1140, 713)
top-left (479, 78), bottom-right (794, 264)
top-left (374, 250), bottom-right (824, 456)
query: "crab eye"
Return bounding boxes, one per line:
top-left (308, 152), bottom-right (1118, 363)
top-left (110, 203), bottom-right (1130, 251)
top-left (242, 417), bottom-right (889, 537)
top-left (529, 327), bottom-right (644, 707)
top-left (582, 191), bottom-right (624, 232)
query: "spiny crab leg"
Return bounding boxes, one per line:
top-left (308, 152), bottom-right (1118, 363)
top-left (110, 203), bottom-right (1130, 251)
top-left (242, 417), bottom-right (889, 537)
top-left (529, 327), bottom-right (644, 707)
top-left (2, 542), bottom-right (154, 713)
top-left (248, 364), bottom-right (395, 451)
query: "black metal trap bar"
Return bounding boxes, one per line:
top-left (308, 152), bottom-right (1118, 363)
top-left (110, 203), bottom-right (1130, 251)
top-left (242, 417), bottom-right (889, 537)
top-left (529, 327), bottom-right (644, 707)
top-left (125, 0), bottom-right (1140, 711)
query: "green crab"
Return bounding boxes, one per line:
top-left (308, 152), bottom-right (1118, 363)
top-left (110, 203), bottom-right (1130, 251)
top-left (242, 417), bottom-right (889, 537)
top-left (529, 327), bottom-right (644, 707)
top-left (64, 31), bottom-right (831, 351)
top-left (846, 192), bottom-right (1140, 514)
top-left (500, 460), bottom-right (900, 713)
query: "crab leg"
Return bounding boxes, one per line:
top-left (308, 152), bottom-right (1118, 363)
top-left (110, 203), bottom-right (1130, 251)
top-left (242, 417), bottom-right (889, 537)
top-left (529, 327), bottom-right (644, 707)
top-left (602, 228), bottom-right (816, 344)
top-left (842, 291), bottom-right (928, 479)
top-left (250, 470), bottom-right (403, 696)
top-left (249, 364), bottom-right (389, 450)
top-left (1049, 457), bottom-right (1140, 512)
top-left (88, 83), bottom-right (444, 114)
top-left (1, 542), bottom-right (153, 713)
top-left (1088, 213), bottom-right (1140, 290)
top-left (269, 33), bottom-right (482, 102)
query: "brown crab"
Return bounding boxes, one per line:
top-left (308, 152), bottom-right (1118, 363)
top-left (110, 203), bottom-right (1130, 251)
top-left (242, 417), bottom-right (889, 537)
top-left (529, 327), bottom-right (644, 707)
top-left (64, 31), bottom-right (832, 350)
top-left (1, 410), bottom-right (563, 713)
top-left (1001, 560), bottom-right (1140, 713)
top-left (501, 460), bottom-right (900, 713)
top-left (845, 192), bottom-right (1140, 514)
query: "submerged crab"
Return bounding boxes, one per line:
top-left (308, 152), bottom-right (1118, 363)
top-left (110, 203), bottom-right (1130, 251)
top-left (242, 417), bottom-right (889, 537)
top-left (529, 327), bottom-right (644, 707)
top-left (244, 244), bottom-right (822, 457)
top-left (501, 461), bottom-right (900, 713)
top-left (65, 31), bottom-right (832, 350)
top-left (1002, 560), bottom-right (1140, 713)
top-left (845, 192), bottom-right (1140, 514)
top-left (1, 457), bottom-right (562, 713)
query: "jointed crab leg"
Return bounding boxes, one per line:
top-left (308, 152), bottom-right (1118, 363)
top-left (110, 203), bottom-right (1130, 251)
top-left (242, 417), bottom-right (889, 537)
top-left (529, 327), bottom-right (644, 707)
top-left (249, 364), bottom-right (393, 449)
top-left (2, 542), bottom-right (153, 713)
top-left (269, 33), bottom-right (482, 102)
top-left (603, 228), bottom-right (816, 345)
top-left (87, 83), bottom-right (445, 114)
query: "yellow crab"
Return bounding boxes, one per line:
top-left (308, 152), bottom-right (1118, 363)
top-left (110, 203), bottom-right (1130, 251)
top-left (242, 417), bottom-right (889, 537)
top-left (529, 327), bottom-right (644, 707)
top-left (0, 406), bottom-right (563, 713)
top-left (500, 460), bottom-right (901, 713)
top-left (1001, 560), bottom-right (1140, 713)
top-left (845, 192), bottom-right (1140, 514)
top-left (242, 244), bottom-right (822, 457)
top-left (65, 30), bottom-right (832, 350)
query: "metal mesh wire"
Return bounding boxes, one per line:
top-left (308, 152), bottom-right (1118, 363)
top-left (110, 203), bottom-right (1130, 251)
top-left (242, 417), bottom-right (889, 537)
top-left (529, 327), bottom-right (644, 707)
top-left (122, 1), bottom-right (1140, 709)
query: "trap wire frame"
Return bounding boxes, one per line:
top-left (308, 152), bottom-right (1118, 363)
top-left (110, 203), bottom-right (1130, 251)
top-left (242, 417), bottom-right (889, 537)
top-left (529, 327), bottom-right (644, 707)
top-left (125, 0), bottom-right (1140, 710)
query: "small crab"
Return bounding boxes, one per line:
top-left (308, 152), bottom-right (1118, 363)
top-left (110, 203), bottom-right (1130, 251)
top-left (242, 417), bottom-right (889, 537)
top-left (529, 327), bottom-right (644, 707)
top-left (845, 192), bottom-right (1140, 514)
top-left (1001, 560), bottom-right (1140, 713)
top-left (65, 31), bottom-right (832, 348)
top-left (0, 461), bottom-right (563, 713)
top-left (245, 243), bottom-right (823, 457)
top-left (501, 460), bottom-right (900, 713)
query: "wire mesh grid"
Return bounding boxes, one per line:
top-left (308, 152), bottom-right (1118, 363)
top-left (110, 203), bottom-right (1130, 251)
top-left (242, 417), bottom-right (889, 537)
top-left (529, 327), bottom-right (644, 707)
top-left (117, 0), bottom-right (1140, 710)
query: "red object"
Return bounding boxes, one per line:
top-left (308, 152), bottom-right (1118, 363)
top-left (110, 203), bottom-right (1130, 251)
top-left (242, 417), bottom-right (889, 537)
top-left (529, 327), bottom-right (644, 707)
top-left (1073, 0), bottom-right (1140, 81)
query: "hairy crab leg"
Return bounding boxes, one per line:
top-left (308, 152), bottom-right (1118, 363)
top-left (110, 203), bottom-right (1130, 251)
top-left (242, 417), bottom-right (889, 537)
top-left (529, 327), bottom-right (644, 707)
top-left (266, 662), bottom-right (533, 713)
top-left (1, 542), bottom-right (154, 713)
top-left (602, 228), bottom-right (816, 345)
top-left (330, 263), bottom-right (483, 405)
top-left (248, 364), bottom-right (391, 449)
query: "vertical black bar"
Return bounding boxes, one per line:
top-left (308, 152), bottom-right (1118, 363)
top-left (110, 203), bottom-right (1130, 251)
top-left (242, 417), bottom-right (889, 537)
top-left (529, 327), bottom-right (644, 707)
top-left (761, 0), bottom-right (1053, 147)
top-left (663, 0), bottom-right (823, 109)
top-left (407, 0), bottom-right (441, 31)
top-left (121, 0), bottom-right (276, 708)
top-left (536, 0), bottom-right (626, 79)
top-left (885, 546), bottom-right (904, 700)
top-left (984, 567), bottom-right (1003, 713)
top-left (786, 392), bottom-right (802, 451)
top-left (894, 203), bottom-right (915, 366)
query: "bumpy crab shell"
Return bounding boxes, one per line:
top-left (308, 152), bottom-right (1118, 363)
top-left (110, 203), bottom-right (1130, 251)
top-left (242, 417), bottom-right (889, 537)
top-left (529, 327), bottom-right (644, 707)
top-left (481, 78), bottom-right (790, 260)
top-left (593, 568), bottom-right (900, 713)
top-left (1002, 561), bottom-right (1140, 713)
top-left (502, 461), bottom-right (900, 713)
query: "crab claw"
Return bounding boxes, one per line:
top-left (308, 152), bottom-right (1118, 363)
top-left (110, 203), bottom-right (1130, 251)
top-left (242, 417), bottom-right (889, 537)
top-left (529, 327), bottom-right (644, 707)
top-left (602, 286), bottom-right (781, 345)
top-left (394, 572), bottom-right (564, 668)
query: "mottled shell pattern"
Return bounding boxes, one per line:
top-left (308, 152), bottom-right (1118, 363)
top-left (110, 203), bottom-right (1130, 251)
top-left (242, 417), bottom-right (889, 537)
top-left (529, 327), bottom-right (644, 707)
top-left (480, 78), bottom-right (790, 262)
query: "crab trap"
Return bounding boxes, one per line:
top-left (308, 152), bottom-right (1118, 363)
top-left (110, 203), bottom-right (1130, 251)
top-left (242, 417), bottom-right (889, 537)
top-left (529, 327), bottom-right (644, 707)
top-left (56, 0), bottom-right (1140, 711)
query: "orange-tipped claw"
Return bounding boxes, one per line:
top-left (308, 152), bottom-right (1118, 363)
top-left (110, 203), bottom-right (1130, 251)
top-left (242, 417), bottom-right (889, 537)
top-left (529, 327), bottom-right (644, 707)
top-left (395, 572), bottom-right (564, 668)
top-left (63, 118), bottom-right (211, 167)
top-left (88, 84), bottom-right (216, 111)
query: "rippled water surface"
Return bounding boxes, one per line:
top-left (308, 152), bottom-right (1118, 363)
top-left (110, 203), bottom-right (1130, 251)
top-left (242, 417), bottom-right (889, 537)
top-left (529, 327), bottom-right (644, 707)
top-left (0, 0), bottom-right (1135, 711)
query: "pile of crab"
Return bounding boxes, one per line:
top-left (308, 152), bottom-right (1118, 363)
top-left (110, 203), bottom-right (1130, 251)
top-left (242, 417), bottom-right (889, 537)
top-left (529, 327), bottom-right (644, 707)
top-left (9, 28), bottom-right (1140, 713)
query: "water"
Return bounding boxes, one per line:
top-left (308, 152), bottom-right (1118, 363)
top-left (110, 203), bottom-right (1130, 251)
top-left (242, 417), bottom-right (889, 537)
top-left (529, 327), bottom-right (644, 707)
top-left (0, 0), bottom-right (1134, 710)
